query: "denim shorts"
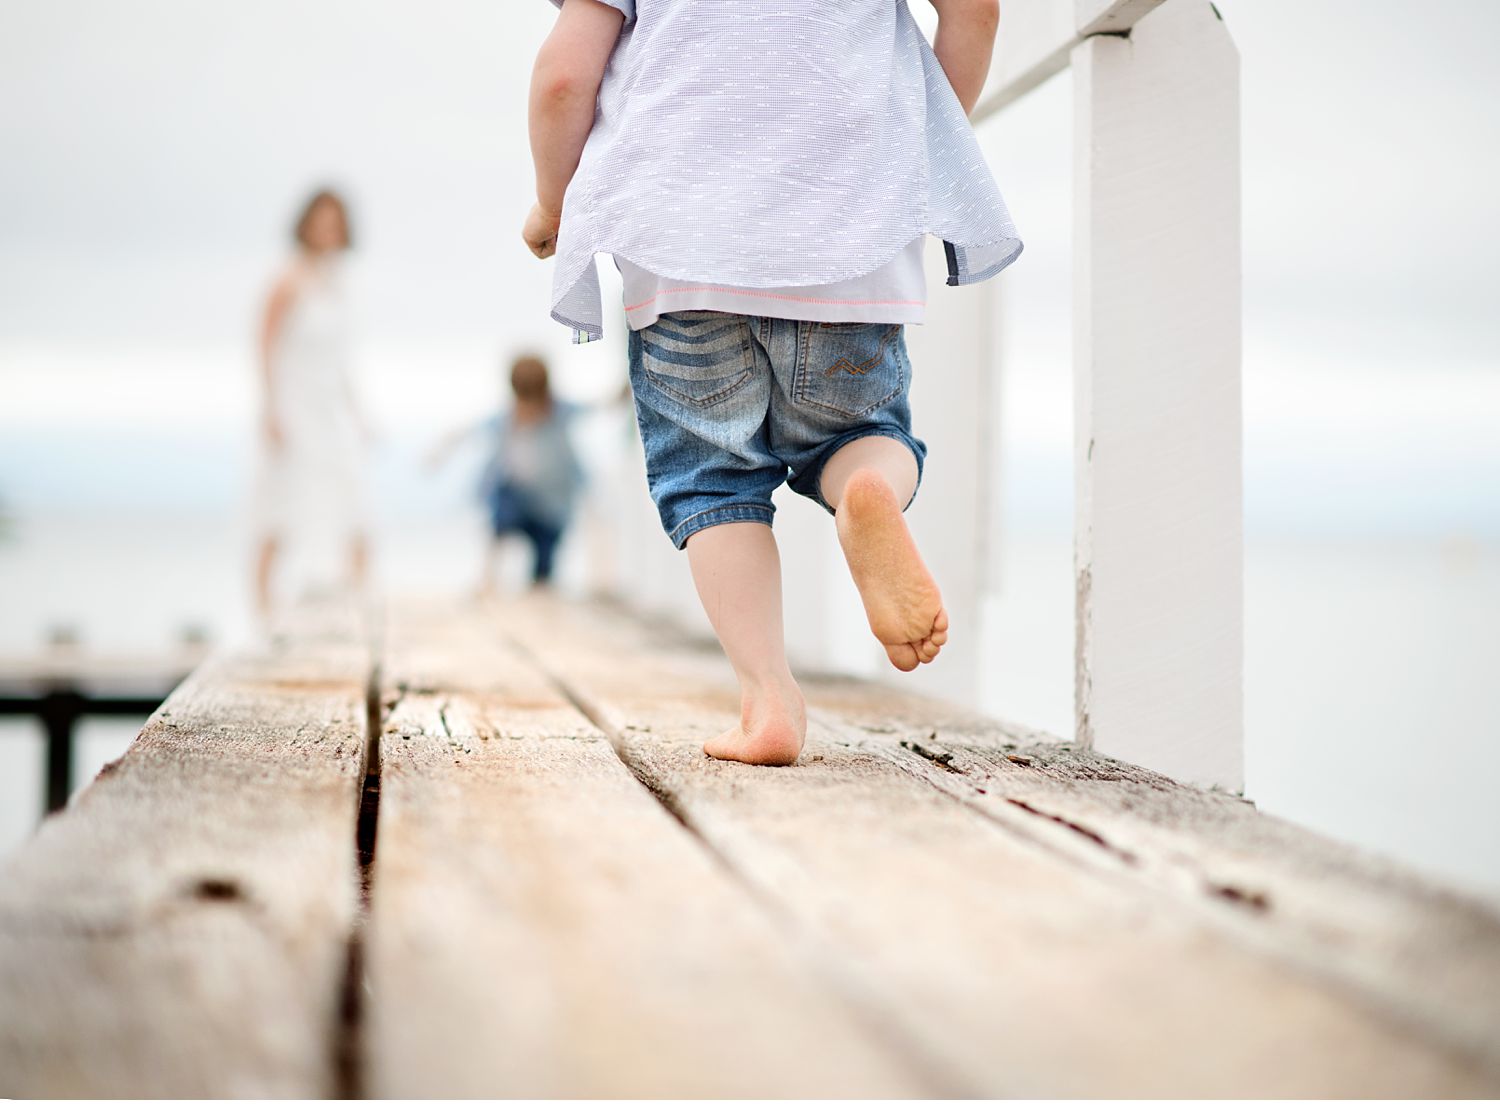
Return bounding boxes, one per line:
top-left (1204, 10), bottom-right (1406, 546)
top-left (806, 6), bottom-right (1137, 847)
top-left (627, 312), bottom-right (927, 548)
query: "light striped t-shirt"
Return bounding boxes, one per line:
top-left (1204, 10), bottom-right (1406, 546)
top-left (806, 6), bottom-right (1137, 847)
top-left (542, 0), bottom-right (1022, 341)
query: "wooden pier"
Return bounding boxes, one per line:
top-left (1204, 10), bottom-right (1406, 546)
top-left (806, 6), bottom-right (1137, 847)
top-left (1, 594), bottom-right (1496, 1098)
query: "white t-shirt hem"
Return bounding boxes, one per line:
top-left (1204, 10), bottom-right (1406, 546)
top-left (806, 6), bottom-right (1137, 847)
top-left (617, 237), bottom-right (928, 332)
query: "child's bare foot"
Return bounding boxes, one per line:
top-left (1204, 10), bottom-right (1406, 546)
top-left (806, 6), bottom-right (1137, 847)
top-left (836, 467), bottom-right (948, 671)
top-left (703, 681), bottom-right (806, 766)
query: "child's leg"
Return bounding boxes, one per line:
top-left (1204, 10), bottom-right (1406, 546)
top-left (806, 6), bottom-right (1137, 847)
top-left (819, 433), bottom-right (918, 510)
top-left (685, 522), bottom-right (805, 765)
top-left (526, 519), bottom-right (562, 585)
top-left (254, 534), bottom-right (279, 620)
top-left (348, 532), bottom-right (369, 594)
top-left (819, 435), bottom-right (948, 672)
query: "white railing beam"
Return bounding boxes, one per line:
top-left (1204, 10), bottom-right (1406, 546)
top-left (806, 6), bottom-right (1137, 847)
top-left (973, 0), bottom-right (1168, 121)
top-left (1075, 0), bottom-right (1170, 34)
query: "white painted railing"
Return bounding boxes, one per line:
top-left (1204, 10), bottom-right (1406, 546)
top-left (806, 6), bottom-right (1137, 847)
top-left (584, 0), bottom-right (1242, 791)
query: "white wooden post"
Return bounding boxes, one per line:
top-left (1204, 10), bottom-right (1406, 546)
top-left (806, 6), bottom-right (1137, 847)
top-left (1073, 0), bottom-right (1243, 788)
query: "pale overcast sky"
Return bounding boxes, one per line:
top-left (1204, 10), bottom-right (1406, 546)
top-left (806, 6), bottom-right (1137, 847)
top-left (0, 0), bottom-right (1497, 527)
top-left (1, 1), bottom-right (1496, 352)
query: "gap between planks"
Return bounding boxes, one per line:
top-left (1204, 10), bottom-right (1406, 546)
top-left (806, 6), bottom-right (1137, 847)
top-left (490, 591), bottom-right (1500, 1098)
top-left (567, 590), bottom-right (1500, 1075)
top-left (0, 596), bottom-right (373, 1099)
top-left (333, 652), bottom-right (383, 1101)
top-left (797, 680), bottom-right (1500, 1083)
top-left (517, 643), bottom-right (972, 1094)
top-left (363, 602), bottom-right (948, 1098)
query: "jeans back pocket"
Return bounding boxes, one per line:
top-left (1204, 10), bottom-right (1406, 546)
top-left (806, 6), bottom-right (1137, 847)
top-left (797, 322), bottom-right (907, 420)
top-left (638, 312), bottom-right (755, 408)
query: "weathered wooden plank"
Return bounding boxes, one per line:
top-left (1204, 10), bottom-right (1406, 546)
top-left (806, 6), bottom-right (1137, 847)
top-left (499, 595), bottom-right (1498, 1098)
top-left (365, 602), bottom-right (927, 1099)
top-left (799, 674), bottom-right (1500, 1082)
top-left (1073, 0), bottom-right (1243, 788)
top-left (0, 600), bottom-right (370, 1098)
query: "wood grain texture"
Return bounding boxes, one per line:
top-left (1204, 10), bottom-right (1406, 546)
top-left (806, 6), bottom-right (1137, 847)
top-left (366, 601), bottom-right (925, 1099)
top-left (801, 674), bottom-right (1500, 1082)
top-left (8, 591), bottom-right (1495, 1098)
top-left (0, 600), bottom-right (370, 1098)
top-left (500, 594), bottom-right (1500, 1098)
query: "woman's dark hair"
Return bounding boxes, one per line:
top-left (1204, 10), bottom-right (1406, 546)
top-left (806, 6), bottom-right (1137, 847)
top-left (293, 188), bottom-right (353, 250)
top-left (509, 354), bottom-right (552, 406)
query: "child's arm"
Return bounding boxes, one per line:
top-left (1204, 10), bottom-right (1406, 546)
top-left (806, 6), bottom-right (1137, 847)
top-left (927, 0), bottom-right (1001, 115)
top-left (523, 0), bottom-right (627, 259)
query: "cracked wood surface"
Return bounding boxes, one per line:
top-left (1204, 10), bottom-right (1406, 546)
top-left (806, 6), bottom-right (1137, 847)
top-left (0, 600), bottom-right (370, 1099)
top-left (366, 602), bottom-right (925, 1098)
top-left (802, 677), bottom-right (1500, 1082)
top-left (4, 592), bottom-right (1497, 1098)
top-left (497, 593), bottom-right (1500, 1099)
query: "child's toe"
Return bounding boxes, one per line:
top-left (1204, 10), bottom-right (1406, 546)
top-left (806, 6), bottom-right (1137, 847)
top-left (886, 642), bottom-right (920, 671)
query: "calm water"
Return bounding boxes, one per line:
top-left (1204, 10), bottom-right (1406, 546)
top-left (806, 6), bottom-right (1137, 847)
top-left (3, 512), bottom-right (1497, 899)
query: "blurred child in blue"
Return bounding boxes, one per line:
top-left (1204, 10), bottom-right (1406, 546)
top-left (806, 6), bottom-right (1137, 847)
top-left (430, 354), bottom-right (584, 591)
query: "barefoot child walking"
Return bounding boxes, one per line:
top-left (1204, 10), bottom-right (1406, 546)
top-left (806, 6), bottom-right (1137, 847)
top-left (525, 0), bottom-right (1021, 765)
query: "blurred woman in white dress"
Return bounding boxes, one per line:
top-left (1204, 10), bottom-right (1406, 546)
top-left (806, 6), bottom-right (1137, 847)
top-left (253, 189), bottom-right (370, 618)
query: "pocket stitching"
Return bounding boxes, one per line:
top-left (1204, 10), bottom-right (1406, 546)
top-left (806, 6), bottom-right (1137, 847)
top-left (798, 325), bottom-right (905, 419)
top-left (641, 324), bottom-right (754, 409)
top-left (645, 364), bottom-right (754, 408)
